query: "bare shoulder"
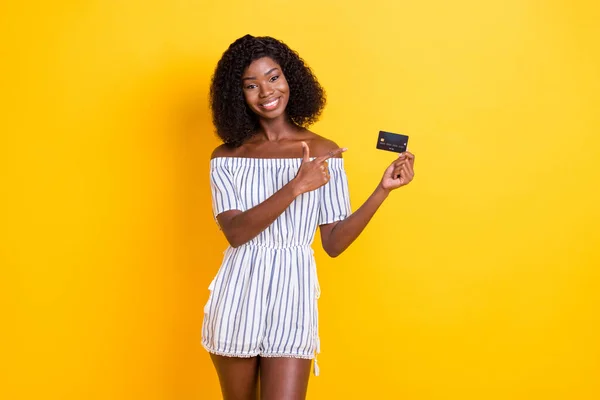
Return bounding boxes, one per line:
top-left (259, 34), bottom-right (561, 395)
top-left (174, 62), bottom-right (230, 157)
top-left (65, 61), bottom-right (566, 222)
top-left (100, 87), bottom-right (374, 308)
top-left (211, 143), bottom-right (238, 159)
top-left (306, 132), bottom-right (344, 158)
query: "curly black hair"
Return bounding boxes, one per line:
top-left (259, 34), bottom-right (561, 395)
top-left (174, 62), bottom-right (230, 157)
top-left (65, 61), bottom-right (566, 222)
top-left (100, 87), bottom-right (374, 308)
top-left (209, 34), bottom-right (326, 147)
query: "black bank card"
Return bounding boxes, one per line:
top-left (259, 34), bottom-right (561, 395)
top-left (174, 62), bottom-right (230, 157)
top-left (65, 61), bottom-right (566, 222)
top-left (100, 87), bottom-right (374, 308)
top-left (376, 131), bottom-right (409, 153)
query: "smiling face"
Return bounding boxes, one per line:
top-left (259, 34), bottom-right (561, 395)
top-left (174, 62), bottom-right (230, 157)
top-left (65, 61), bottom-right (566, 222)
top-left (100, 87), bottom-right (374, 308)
top-left (242, 57), bottom-right (290, 121)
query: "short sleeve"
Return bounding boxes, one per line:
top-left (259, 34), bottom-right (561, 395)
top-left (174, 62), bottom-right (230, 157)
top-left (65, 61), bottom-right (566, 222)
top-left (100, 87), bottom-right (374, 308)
top-left (210, 160), bottom-right (244, 223)
top-left (318, 158), bottom-right (352, 225)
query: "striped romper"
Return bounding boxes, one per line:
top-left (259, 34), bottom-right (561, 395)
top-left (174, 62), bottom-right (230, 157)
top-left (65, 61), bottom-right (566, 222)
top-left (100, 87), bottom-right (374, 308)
top-left (201, 156), bottom-right (351, 375)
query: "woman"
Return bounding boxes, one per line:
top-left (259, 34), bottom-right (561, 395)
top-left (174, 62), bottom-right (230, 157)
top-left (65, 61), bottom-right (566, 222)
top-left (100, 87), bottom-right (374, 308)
top-left (202, 34), bottom-right (415, 400)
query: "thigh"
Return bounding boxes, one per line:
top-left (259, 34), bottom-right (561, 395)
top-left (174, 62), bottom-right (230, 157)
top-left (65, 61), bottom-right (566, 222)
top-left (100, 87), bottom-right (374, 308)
top-left (259, 357), bottom-right (312, 400)
top-left (210, 354), bottom-right (259, 400)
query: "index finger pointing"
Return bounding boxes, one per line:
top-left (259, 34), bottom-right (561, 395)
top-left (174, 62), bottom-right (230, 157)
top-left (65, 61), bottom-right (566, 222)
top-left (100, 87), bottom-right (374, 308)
top-left (315, 147), bottom-right (347, 163)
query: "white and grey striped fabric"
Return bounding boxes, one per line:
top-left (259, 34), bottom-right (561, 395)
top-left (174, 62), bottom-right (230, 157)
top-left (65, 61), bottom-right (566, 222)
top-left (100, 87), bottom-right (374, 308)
top-left (202, 156), bottom-right (351, 375)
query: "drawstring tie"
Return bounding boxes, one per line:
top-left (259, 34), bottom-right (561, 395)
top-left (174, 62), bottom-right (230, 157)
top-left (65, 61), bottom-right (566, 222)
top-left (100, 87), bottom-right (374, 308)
top-left (313, 336), bottom-right (321, 376)
top-left (313, 275), bottom-right (321, 376)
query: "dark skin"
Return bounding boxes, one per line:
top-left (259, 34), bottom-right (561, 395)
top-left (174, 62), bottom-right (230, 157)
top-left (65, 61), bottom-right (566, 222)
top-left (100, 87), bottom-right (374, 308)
top-left (209, 57), bottom-right (415, 400)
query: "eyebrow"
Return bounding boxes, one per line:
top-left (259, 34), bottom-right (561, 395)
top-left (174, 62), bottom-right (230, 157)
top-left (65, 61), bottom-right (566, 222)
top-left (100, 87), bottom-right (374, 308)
top-left (242, 67), bottom-right (280, 81)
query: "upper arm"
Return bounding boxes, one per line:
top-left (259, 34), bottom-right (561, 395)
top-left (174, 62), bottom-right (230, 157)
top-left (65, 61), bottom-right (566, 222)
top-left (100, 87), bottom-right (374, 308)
top-left (216, 210), bottom-right (243, 236)
top-left (314, 136), bottom-right (350, 248)
top-left (319, 220), bottom-right (340, 248)
top-left (210, 145), bottom-right (244, 234)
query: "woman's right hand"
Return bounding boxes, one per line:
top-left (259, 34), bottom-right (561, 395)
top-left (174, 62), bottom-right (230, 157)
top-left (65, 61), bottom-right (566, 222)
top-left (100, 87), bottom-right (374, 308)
top-left (292, 141), bottom-right (347, 195)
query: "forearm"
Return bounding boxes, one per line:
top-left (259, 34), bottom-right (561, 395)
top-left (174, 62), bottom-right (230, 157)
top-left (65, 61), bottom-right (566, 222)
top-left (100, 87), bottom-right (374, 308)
top-left (325, 184), bottom-right (390, 257)
top-left (223, 181), bottom-right (300, 247)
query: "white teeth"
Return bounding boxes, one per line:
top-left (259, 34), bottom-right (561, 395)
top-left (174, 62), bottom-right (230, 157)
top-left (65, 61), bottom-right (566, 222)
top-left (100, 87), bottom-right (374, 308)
top-left (262, 98), bottom-right (278, 107)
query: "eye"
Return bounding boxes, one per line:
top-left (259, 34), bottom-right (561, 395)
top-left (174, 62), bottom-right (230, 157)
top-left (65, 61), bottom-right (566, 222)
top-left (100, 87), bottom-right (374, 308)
top-left (269, 75), bottom-right (279, 82)
top-left (245, 83), bottom-right (258, 89)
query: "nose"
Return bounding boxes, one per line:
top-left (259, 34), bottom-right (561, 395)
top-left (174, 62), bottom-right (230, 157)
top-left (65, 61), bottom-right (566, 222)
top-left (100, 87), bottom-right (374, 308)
top-left (259, 83), bottom-right (274, 98)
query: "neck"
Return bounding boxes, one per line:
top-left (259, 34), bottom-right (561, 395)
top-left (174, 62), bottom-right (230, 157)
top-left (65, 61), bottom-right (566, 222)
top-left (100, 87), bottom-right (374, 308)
top-left (257, 115), bottom-right (298, 141)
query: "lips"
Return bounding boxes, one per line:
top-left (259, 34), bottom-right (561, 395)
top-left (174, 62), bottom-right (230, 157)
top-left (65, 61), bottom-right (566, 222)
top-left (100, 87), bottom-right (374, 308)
top-left (259, 97), bottom-right (280, 111)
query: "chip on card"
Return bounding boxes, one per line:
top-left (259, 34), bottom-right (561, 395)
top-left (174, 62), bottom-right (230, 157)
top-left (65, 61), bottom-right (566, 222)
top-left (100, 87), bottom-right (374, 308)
top-left (376, 131), bottom-right (409, 153)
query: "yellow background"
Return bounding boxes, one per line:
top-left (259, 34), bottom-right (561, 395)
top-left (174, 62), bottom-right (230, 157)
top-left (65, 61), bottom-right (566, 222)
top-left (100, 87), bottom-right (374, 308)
top-left (2, 0), bottom-right (599, 399)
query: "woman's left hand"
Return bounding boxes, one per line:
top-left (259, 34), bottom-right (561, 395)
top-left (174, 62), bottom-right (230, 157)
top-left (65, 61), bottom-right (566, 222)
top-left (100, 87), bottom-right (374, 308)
top-left (379, 151), bottom-right (415, 191)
